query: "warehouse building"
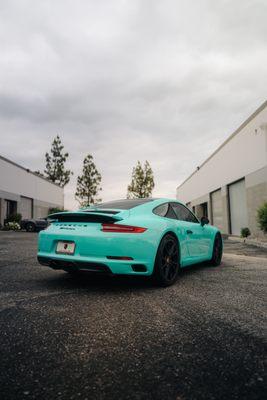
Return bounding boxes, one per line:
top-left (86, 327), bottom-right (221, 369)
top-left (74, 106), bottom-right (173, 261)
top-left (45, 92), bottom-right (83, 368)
top-left (0, 155), bottom-right (64, 226)
top-left (176, 101), bottom-right (267, 237)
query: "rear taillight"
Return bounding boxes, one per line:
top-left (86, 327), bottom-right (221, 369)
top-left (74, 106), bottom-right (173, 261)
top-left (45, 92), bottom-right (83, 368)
top-left (101, 223), bottom-right (147, 233)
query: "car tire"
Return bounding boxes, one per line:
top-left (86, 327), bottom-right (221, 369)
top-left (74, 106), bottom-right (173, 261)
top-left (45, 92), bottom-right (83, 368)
top-left (210, 233), bottom-right (223, 266)
top-left (26, 222), bottom-right (36, 232)
top-left (153, 234), bottom-right (180, 287)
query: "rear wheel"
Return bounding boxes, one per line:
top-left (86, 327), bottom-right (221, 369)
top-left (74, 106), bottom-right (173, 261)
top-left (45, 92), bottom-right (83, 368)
top-left (26, 222), bottom-right (36, 232)
top-left (153, 234), bottom-right (180, 287)
top-left (210, 233), bottom-right (223, 266)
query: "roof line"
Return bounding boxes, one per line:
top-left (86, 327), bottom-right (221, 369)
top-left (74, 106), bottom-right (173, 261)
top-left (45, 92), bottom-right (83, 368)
top-left (0, 154), bottom-right (62, 188)
top-left (176, 99), bottom-right (267, 190)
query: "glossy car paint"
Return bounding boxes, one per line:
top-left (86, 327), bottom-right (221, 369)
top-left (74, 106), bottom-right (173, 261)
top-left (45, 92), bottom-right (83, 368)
top-left (37, 198), bottom-right (221, 275)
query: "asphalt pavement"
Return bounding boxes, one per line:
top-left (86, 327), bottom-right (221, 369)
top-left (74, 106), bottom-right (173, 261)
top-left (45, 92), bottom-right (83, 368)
top-left (0, 231), bottom-right (266, 400)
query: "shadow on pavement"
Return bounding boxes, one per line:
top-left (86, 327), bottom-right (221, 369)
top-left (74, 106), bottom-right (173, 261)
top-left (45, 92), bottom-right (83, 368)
top-left (37, 261), bottom-right (213, 293)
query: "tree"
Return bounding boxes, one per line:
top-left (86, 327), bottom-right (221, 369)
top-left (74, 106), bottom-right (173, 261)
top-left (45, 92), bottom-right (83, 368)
top-left (44, 135), bottom-right (72, 187)
top-left (75, 154), bottom-right (102, 207)
top-left (127, 160), bottom-right (155, 198)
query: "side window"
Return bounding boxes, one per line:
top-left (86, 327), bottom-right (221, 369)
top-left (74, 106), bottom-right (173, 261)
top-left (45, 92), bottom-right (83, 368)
top-left (171, 203), bottom-right (199, 223)
top-left (165, 204), bottom-right (177, 219)
top-left (153, 203), bottom-right (169, 217)
top-left (153, 203), bottom-right (177, 219)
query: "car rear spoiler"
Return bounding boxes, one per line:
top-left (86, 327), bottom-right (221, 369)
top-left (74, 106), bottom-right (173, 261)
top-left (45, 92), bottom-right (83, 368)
top-left (48, 211), bottom-right (123, 224)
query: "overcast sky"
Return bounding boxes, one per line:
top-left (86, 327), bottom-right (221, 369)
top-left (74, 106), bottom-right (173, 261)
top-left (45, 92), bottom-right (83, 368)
top-left (0, 0), bottom-right (266, 209)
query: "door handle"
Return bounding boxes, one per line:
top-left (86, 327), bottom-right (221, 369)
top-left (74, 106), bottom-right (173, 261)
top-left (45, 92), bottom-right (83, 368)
top-left (186, 230), bottom-right (193, 235)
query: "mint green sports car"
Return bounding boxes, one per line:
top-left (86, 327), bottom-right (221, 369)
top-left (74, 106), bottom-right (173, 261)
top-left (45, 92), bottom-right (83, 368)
top-left (37, 198), bottom-right (223, 286)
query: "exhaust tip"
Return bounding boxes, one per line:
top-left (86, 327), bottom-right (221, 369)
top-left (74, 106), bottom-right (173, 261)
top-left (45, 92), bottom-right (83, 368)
top-left (131, 264), bottom-right (147, 272)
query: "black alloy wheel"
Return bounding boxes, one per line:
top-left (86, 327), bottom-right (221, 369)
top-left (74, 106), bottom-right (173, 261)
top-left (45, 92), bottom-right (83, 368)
top-left (153, 234), bottom-right (180, 287)
top-left (210, 233), bottom-right (223, 266)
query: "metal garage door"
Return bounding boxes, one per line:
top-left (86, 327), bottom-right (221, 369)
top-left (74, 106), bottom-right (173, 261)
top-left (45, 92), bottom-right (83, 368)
top-left (211, 189), bottom-right (223, 231)
top-left (20, 196), bottom-right (33, 219)
top-left (229, 179), bottom-right (248, 236)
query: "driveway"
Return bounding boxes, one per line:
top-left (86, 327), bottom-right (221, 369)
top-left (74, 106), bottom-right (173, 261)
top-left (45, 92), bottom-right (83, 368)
top-left (0, 232), bottom-right (266, 400)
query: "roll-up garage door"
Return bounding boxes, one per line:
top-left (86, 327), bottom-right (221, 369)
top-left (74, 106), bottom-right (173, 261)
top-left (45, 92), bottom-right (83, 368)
top-left (20, 196), bottom-right (33, 219)
top-left (229, 179), bottom-right (248, 236)
top-left (211, 189), bottom-right (223, 231)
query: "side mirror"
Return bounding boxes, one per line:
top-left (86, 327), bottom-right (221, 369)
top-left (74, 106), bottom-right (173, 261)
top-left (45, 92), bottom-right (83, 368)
top-left (201, 216), bottom-right (209, 226)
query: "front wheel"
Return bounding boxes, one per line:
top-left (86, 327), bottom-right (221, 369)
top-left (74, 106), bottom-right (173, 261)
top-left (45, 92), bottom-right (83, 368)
top-left (153, 234), bottom-right (180, 287)
top-left (210, 233), bottom-right (223, 266)
top-left (26, 222), bottom-right (36, 232)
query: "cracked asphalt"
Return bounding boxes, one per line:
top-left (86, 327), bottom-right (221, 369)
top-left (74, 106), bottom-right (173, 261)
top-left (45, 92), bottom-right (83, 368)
top-left (0, 231), bottom-right (266, 400)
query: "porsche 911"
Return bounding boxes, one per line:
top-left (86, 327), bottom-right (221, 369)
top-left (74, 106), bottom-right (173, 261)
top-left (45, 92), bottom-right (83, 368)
top-left (37, 198), bottom-right (223, 286)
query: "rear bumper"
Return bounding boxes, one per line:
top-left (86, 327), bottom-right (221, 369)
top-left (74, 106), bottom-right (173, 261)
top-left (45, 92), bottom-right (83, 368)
top-left (37, 254), bottom-right (151, 275)
top-left (37, 228), bottom-right (157, 275)
top-left (38, 256), bottom-right (112, 274)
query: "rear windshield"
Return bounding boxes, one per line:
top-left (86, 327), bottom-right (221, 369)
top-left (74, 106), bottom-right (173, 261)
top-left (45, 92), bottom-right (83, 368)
top-left (94, 198), bottom-right (154, 210)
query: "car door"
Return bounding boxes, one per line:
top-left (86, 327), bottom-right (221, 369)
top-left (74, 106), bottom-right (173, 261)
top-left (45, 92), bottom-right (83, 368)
top-left (171, 203), bottom-right (211, 262)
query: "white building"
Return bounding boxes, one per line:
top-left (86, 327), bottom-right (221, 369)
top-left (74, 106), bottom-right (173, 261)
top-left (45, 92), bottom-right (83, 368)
top-left (176, 101), bottom-right (267, 237)
top-left (0, 155), bottom-right (64, 226)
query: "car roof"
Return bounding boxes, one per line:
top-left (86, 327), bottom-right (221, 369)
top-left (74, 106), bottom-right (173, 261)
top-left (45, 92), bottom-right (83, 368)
top-left (83, 198), bottom-right (154, 211)
top-left (83, 198), bottom-right (184, 212)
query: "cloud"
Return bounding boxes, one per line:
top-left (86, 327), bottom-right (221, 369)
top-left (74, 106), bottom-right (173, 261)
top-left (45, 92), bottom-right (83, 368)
top-left (0, 0), bottom-right (266, 209)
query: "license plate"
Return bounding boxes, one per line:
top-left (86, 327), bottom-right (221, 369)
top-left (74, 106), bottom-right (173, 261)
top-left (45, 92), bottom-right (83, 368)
top-left (56, 241), bottom-right (75, 255)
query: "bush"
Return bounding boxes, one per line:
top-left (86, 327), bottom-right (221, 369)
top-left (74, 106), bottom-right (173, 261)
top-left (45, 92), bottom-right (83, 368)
top-left (4, 222), bottom-right (21, 231)
top-left (257, 202), bottom-right (267, 233)
top-left (240, 227), bottom-right (251, 238)
top-left (5, 213), bottom-right (22, 224)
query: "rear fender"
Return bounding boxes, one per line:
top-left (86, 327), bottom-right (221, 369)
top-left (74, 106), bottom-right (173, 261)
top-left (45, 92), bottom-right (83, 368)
top-left (155, 229), bottom-right (181, 264)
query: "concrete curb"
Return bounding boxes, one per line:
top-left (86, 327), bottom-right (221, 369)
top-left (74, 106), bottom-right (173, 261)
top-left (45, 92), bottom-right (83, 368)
top-left (227, 235), bottom-right (267, 249)
top-left (223, 252), bottom-right (267, 261)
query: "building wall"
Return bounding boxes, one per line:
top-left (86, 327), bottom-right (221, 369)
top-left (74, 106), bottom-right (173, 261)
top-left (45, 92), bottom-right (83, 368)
top-left (185, 167), bottom-right (267, 236)
top-left (0, 156), bottom-right (64, 225)
top-left (33, 199), bottom-right (62, 218)
top-left (176, 102), bottom-right (267, 203)
top-left (246, 166), bottom-right (267, 236)
top-left (176, 102), bottom-right (267, 237)
top-left (0, 157), bottom-right (63, 205)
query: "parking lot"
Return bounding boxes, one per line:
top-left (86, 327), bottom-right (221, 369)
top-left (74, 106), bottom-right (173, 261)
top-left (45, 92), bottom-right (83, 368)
top-left (0, 231), bottom-right (266, 400)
